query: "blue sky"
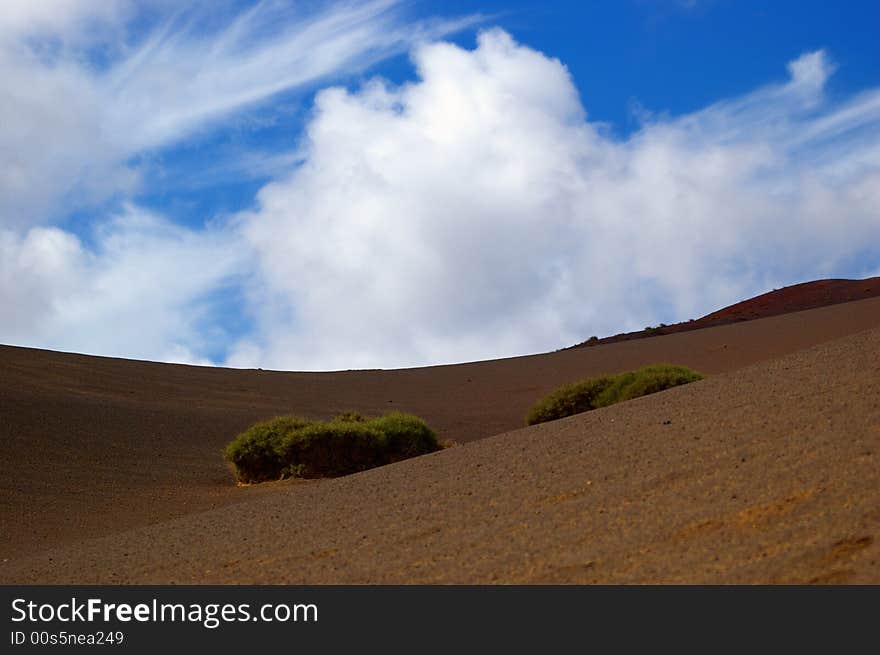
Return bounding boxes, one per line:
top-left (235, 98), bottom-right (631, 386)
top-left (1, 0), bottom-right (878, 369)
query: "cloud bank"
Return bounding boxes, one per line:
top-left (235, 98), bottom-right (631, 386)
top-left (1, 14), bottom-right (878, 370)
top-left (231, 30), bottom-right (880, 369)
top-left (0, 206), bottom-right (241, 364)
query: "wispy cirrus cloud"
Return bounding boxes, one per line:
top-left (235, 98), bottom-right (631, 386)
top-left (104, 0), bottom-right (479, 150)
top-left (0, 0), bottom-right (477, 228)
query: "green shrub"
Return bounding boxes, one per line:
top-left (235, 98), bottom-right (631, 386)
top-left (278, 419), bottom-right (387, 478)
top-left (526, 364), bottom-right (703, 426)
top-left (525, 376), bottom-right (614, 426)
top-left (224, 411), bottom-right (440, 484)
top-left (369, 412), bottom-right (442, 461)
top-left (594, 365), bottom-right (703, 408)
top-left (223, 416), bottom-right (313, 483)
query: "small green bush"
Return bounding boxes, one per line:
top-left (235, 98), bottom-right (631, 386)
top-left (526, 364), bottom-right (703, 426)
top-left (224, 411), bottom-right (440, 484)
top-left (525, 376), bottom-right (614, 426)
top-left (223, 416), bottom-right (314, 483)
top-left (369, 412), bottom-right (441, 461)
top-left (279, 419), bottom-right (387, 478)
top-left (593, 364), bottom-right (703, 408)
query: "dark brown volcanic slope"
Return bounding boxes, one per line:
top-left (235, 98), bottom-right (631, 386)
top-left (702, 277), bottom-right (880, 323)
top-left (3, 322), bottom-right (878, 584)
top-left (572, 277), bottom-right (880, 347)
top-left (1, 294), bottom-right (879, 565)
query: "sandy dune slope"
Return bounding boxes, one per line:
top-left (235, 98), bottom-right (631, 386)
top-left (2, 319), bottom-right (878, 584)
top-left (1, 292), bottom-right (879, 581)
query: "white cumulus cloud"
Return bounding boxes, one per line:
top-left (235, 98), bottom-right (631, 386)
top-left (1, 207), bottom-right (243, 364)
top-left (233, 29), bottom-right (880, 370)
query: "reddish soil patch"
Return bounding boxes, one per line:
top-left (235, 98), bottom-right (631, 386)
top-left (572, 277), bottom-right (880, 347)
